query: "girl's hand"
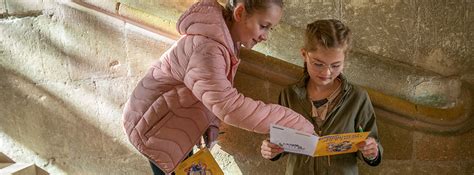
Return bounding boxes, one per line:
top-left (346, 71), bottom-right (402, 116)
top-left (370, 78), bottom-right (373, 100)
top-left (357, 137), bottom-right (379, 160)
top-left (261, 139), bottom-right (284, 159)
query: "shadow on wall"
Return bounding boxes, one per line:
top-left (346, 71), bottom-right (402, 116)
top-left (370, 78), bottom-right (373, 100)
top-left (0, 7), bottom-right (148, 171)
top-left (0, 65), bottom-right (149, 174)
top-left (217, 126), bottom-right (287, 175)
top-left (214, 71), bottom-right (290, 175)
top-left (1, 3), bottom-right (190, 174)
top-left (0, 7), bottom-right (139, 174)
top-left (38, 4), bottom-right (127, 82)
top-left (0, 3), bottom-right (122, 83)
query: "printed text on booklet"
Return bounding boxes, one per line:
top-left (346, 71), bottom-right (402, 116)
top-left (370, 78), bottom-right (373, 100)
top-left (270, 124), bottom-right (369, 157)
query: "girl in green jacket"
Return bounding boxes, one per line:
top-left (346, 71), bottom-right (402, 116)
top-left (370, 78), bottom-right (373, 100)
top-left (260, 19), bottom-right (383, 174)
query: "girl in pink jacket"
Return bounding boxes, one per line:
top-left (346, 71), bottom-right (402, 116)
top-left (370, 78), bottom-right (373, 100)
top-left (122, 0), bottom-right (314, 174)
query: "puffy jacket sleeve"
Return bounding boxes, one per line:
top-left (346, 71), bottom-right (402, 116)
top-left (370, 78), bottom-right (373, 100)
top-left (183, 42), bottom-right (314, 134)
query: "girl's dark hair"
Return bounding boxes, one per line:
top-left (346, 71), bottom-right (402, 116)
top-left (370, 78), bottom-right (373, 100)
top-left (303, 19), bottom-right (352, 53)
top-left (224, 0), bottom-right (283, 21)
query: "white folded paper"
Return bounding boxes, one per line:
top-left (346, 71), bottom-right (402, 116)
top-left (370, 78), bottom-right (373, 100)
top-left (270, 124), bottom-right (319, 156)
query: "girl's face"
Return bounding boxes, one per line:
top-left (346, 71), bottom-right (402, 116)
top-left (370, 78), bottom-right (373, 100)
top-left (302, 47), bottom-right (345, 86)
top-left (231, 3), bottom-right (282, 49)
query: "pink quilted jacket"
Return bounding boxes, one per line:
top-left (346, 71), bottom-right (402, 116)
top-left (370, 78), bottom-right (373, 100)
top-left (123, 0), bottom-right (314, 173)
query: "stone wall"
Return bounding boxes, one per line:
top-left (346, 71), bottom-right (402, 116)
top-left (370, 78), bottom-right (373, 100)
top-left (95, 0), bottom-right (472, 110)
top-left (0, 1), bottom-right (158, 174)
top-left (0, 0), bottom-right (473, 174)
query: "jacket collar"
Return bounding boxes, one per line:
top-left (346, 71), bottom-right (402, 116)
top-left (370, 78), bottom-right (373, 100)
top-left (293, 73), bottom-right (351, 100)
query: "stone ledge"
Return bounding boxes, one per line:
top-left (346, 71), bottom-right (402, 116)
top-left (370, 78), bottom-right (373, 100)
top-left (0, 152), bottom-right (49, 175)
top-left (118, 3), bottom-right (179, 40)
top-left (75, 0), bottom-right (461, 109)
top-left (238, 49), bottom-right (474, 134)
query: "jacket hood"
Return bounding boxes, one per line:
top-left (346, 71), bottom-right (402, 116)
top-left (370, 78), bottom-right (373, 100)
top-left (177, 0), bottom-right (237, 57)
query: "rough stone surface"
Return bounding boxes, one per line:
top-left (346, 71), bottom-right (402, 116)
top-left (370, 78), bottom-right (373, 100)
top-left (0, 4), bottom-right (148, 175)
top-left (5, 0), bottom-right (54, 15)
top-left (124, 24), bottom-right (175, 77)
top-left (253, 23), bottom-right (305, 65)
top-left (344, 52), bottom-right (462, 108)
top-left (57, 6), bottom-right (127, 81)
top-left (465, 160), bottom-right (474, 174)
top-left (376, 117), bottom-right (414, 160)
top-left (412, 161), bottom-right (464, 175)
top-left (283, 0), bottom-right (341, 28)
top-left (413, 77), bottom-right (462, 107)
top-left (358, 160), bottom-right (414, 175)
top-left (414, 131), bottom-right (474, 161)
top-left (109, 0), bottom-right (473, 108)
top-left (0, 0), bottom-right (6, 15)
top-left (343, 0), bottom-right (418, 68)
top-left (415, 1), bottom-right (471, 76)
top-left (1, 1), bottom-right (473, 175)
top-left (114, 0), bottom-right (474, 87)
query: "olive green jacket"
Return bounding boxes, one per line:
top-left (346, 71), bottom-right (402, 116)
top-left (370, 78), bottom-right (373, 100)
top-left (274, 74), bottom-right (383, 175)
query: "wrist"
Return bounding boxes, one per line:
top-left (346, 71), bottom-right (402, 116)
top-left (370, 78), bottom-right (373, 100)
top-left (365, 155), bottom-right (376, 161)
top-left (363, 150), bottom-right (382, 166)
top-left (364, 151), bottom-right (378, 161)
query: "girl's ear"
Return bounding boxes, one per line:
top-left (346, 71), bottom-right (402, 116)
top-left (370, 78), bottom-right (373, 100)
top-left (300, 48), bottom-right (307, 62)
top-left (233, 3), bottom-right (245, 22)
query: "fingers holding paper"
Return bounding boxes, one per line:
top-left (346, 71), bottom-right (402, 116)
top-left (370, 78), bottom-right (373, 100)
top-left (357, 137), bottom-right (378, 160)
top-left (261, 139), bottom-right (284, 159)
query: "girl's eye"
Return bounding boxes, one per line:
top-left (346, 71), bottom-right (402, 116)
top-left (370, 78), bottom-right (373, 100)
top-left (314, 63), bottom-right (324, 66)
top-left (331, 65), bottom-right (341, 69)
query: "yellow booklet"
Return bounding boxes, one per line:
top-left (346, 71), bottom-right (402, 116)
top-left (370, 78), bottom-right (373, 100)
top-left (314, 132), bottom-right (369, 157)
top-left (270, 124), bottom-right (369, 157)
top-left (175, 148), bottom-right (224, 175)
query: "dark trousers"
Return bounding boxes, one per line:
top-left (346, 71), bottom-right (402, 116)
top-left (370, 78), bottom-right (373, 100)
top-left (150, 151), bottom-right (193, 175)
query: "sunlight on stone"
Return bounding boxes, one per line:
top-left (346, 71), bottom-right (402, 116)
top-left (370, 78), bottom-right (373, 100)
top-left (0, 133), bottom-right (67, 174)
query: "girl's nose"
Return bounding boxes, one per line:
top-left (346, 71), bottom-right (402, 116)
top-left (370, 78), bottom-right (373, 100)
top-left (259, 32), bottom-right (268, 41)
top-left (320, 66), bottom-right (332, 76)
